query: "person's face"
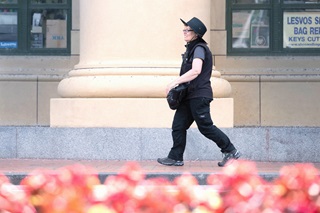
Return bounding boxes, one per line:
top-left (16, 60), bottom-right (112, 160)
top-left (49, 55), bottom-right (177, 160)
top-left (183, 26), bottom-right (197, 42)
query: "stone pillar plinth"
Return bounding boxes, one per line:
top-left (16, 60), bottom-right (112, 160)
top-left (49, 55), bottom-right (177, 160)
top-left (50, 0), bottom-right (234, 128)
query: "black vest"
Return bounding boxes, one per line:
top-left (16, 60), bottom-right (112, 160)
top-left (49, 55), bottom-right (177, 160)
top-left (180, 39), bottom-right (213, 100)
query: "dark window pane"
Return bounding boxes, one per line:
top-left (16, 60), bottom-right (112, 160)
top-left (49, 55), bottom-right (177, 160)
top-left (0, 9), bottom-right (17, 49)
top-left (30, 9), bottom-right (67, 48)
top-left (232, 10), bottom-right (270, 49)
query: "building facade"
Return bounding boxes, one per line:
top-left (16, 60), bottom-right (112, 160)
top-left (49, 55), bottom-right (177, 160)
top-left (0, 0), bottom-right (319, 127)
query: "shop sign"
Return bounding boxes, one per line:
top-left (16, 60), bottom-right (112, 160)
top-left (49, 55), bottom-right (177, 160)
top-left (284, 12), bottom-right (320, 48)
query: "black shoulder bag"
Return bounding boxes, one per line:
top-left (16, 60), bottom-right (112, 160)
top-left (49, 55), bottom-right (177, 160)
top-left (166, 83), bottom-right (189, 110)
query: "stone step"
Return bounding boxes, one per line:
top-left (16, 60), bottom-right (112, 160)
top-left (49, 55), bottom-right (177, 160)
top-left (6, 171), bottom-right (280, 185)
top-left (1, 159), bottom-right (304, 185)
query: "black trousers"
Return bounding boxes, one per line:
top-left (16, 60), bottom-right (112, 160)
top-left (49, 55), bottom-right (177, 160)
top-left (168, 97), bottom-right (236, 161)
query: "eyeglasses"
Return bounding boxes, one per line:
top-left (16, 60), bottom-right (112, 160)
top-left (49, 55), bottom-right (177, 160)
top-left (182, 29), bottom-right (194, 33)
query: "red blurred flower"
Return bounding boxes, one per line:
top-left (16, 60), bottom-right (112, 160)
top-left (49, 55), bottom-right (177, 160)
top-left (21, 164), bottom-right (100, 213)
top-left (2, 160), bottom-right (320, 212)
top-left (102, 162), bottom-right (179, 212)
top-left (0, 174), bottom-right (35, 213)
top-left (207, 160), bottom-right (268, 212)
top-left (271, 163), bottom-right (320, 212)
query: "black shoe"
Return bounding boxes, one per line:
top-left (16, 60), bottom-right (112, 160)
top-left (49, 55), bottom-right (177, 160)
top-left (218, 149), bottom-right (241, 167)
top-left (157, 157), bottom-right (184, 166)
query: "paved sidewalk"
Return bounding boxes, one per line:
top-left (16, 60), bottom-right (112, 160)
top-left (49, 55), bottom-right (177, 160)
top-left (1, 159), bottom-right (320, 184)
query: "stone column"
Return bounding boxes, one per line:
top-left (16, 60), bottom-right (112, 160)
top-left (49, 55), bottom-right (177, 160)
top-left (50, 0), bottom-right (233, 127)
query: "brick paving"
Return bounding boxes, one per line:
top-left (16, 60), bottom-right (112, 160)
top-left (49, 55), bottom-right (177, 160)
top-left (2, 159), bottom-right (320, 175)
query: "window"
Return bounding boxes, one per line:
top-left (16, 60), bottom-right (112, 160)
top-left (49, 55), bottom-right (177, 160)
top-left (0, 0), bottom-right (71, 55)
top-left (227, 0), bottom-right (320, 55)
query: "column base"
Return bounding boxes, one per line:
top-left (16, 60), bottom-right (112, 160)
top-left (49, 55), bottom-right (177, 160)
top-left (50, 98), bottom-right (234, 128)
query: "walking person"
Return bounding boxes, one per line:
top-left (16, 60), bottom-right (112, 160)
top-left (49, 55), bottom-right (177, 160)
top-left (157, 17), bottom-right (241, 167)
